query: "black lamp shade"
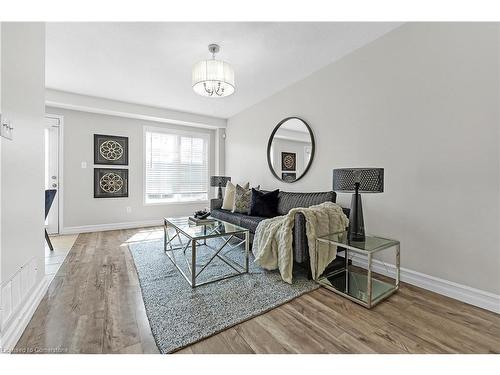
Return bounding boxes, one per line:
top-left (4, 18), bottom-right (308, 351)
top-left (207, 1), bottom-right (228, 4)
top-left (332, 168), bottom-right (384, 193)
top-left (210, 176), bottom-right (231, 187)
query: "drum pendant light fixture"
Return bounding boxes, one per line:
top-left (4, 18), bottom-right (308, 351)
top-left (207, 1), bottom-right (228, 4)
top-left (192, 44), bottom-right (235, 98)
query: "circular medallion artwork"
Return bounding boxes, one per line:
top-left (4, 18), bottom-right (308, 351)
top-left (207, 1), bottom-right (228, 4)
top-left (283, 154), bottom-right (295, 169)
top-left (100, 172), bottom-right (124, 193)
top-left (99, 140), bottom-right (124, 161)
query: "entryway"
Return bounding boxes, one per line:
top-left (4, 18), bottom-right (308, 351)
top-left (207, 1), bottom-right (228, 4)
top-left (44, 114), bottom-right (62, 234)
top-left (44, 114), bottom-right (74, 278)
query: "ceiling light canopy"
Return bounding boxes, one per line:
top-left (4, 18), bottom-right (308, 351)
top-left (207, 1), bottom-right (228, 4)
top-left (192, 44), bottom-right (235, 98)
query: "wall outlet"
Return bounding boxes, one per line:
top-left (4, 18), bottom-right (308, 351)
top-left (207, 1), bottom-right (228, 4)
top-left (126, 206), bottom-right (132, 213)
top-left (81, 162), bottom-right (87, 169)
top-left (0, 115), bottom-right (13, 140)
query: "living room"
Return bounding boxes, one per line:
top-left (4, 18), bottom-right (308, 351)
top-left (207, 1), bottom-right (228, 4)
top-left (0, 0), bottom-right (499, 372)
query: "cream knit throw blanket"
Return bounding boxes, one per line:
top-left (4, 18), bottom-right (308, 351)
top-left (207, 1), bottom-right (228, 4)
top-left (252, 202), bottom-right (349, 284)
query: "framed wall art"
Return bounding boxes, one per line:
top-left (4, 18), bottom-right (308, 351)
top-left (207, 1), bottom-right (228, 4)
top-left (282, 172), bottom-right (297, 183)
top-left (281, 152), bottom-right (296, 171)
top-left (94, 134), bottom-right (129, 165)
top-left (94, 168), bottom-right (129, 198)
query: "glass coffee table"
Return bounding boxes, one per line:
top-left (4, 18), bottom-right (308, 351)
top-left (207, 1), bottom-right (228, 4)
top-left (316, 231), bottom-right (400, 308)
top-left (163, 217), bottom-right (250, 288)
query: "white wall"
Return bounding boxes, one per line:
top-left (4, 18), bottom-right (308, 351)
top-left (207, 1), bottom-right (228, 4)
top-left (46, 107), bottom-right (221, 232)
top-left (0, 23), bottom-right (46, 348)
top-left (226, 23), bottom-right (500, 297)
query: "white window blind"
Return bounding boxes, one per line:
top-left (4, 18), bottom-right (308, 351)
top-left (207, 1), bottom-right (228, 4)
top-left (145, 128), bottom-right (209, 204)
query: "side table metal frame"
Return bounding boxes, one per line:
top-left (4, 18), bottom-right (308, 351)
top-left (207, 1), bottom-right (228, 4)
top-left (316, 235), bottom-right (400, 308)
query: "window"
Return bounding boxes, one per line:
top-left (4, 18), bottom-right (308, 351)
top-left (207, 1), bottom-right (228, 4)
top-left (144, 127), bottom-right (209, 204)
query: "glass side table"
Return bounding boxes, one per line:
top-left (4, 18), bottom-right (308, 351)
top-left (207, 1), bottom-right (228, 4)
top-left (316, 231), bottom-right (400, 309)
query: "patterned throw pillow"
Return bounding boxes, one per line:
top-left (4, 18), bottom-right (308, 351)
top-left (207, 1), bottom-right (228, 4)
top-left (232, 184), bottom-right (252, 214)
top-left (222, 181), bottom-right (249, 210)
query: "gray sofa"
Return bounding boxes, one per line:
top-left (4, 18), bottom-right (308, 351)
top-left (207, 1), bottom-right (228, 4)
top-left (210, 190), bottom-right (349, 268)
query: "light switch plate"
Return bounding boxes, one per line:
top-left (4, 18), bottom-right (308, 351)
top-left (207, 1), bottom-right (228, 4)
top-left (81, 162), bottom-right (87, 169)
top-left (0, 115), bottom-right (14, 140)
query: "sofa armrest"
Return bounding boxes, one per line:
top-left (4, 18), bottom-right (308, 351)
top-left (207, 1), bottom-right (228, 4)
top-left (293, 206), bottom-right (350, 264)
top-left (342, 207), bottom-right (350, 229)
top-left (210, 198), bottom-right (223, 211)
top-left (293, 213), bottom-right (309, 264)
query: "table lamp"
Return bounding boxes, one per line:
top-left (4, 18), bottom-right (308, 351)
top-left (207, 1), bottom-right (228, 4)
top-left (210, 176), bottom-right (231, 199)
top-left (332, 168), bottom-right (384, 242)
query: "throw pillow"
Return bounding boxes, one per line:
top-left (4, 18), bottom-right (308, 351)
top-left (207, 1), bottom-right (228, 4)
top-left (249, 188), bottom-right (280, 217)
top-left (222, 181), bottom-right (249, 210)
top-left (232, 184), bottom-right (252, 214)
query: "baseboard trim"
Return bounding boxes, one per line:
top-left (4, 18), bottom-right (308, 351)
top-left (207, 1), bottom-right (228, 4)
top-left (350, 254), bottom-right (500, 314)
top-left (0, 275), bottom-right (50, 353)
top-left (61, 219), bottom-right (163, 234)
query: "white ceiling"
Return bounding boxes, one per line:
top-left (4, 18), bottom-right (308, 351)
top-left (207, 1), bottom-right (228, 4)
top-left (46, 22), bottom-right (401, 119)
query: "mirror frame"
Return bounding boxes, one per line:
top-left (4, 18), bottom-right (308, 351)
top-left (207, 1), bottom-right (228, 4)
top-left (266, 116), bottom-right (315, 183)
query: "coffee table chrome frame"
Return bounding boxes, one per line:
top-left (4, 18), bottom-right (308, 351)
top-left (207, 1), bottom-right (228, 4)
top-left (315, 234), bottom-right (400, 309)
top-left (163, 218), bottom-right (250, 288)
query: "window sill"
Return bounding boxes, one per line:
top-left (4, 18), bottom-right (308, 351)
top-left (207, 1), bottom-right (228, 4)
top-left (144, 200), bottom-right (209, 207)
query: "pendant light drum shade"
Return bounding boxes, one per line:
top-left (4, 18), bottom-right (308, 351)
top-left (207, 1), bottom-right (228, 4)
top-left (192, 44), bottom-right (235, 98)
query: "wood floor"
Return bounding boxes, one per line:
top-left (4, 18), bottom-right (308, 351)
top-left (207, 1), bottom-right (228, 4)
top-left (15, 227), bottom-right (500, 354)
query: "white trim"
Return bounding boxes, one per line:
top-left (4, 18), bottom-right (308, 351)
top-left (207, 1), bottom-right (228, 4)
top-left (61, 220), bottom-right (163, 234)
top-left (0, 275), bottom-right (50, 353)
top-left (45, 113), bottom-right (64, 234)
top-left (45, 88), bottom-right (226, 129)
top-left (350, 254), bottom-right (500, 314)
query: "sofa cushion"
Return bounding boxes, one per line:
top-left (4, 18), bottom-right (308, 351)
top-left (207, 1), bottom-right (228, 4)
top-left (211, 208), bottom-right (242, 227)
top-left (211, 209), bottom-right (267, 234)
top-left (249, 188), bottom-right (279, 217)
top-left (239, 215), bottom-right (268, 233)
top-left (277, 191), bottom-right (336, 216)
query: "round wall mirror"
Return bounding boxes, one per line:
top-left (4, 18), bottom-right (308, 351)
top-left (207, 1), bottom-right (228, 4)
top-left (267, 117), bottom-right (315, 183)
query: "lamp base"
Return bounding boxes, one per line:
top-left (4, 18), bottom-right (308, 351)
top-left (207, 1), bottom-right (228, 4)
top-left (217, 185), bottom-right (223, 199)
top-left (348, 192), bottom-right (365, 242)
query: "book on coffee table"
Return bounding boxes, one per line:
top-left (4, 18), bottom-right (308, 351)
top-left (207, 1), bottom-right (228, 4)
top-left (188, 216), bottom-right (216, 225)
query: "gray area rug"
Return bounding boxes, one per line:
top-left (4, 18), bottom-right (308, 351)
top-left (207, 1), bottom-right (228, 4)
top-left (128, 236), bottom-right (319, 353)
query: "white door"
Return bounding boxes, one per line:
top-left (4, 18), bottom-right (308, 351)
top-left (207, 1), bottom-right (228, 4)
top-left (45, 116), bottom-right (60, 234)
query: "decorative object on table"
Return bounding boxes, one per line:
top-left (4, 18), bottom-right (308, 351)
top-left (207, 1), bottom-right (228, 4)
top-left (221, 181), bottom-right (249, 210)
top-left (316, 231), bottom-right (399, 309)
top-left (267, 117), bottom-right (315, 183)
top-left (281, 172), bottom-right (296, 183)
top-left (94, 134), bottom-right (129, 165)
top-left (210, 176), bottom-right (231, 199)
top-left (332, 168), bottom-right (384, 242)
top-left (281, 152), bottom-right (296, 171)
top-left (232, 184), bottom-right (253, 214)
top-left (94, 168), bottom-right (129, 198)
top-left (249, 188), bottom-right (280, 218)
top-left (192, 44), bottom-right (235, 98)
top-left (194, 209), bottom-right (210, 219)
top-left (44, 189), bottom-right (57, 251)
top-left (188, 215), bottom-right (215, 225)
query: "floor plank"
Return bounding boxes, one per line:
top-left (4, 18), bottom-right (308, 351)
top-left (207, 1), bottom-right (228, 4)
top-left (14, 226), bottom-right (500, 354)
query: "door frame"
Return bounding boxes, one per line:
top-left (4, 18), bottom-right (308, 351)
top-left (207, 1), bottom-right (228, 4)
top-left (45, 113), bottom-right (64, 234)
